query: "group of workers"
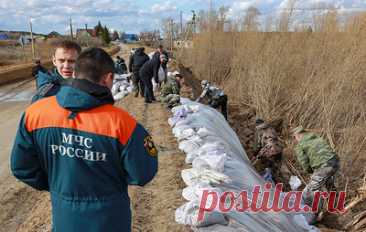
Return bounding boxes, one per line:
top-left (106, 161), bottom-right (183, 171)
top-left (253, 119), bottom-right (339, 219)
top-left (14, 40), bottom-right (340, 232)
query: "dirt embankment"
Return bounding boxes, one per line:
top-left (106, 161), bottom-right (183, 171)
top-left (178, 65), bottom-right (366, 232)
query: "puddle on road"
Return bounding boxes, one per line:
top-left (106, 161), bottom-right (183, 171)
top-left (0, 90), bottom-right (35, 102)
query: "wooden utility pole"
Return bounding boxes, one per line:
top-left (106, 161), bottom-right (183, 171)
top-left (191, 10), bottom-right (196, 34)
top-left (170, 19), bottom-right (174, 52)
top-left (208, 0), bottom-right (213, 81)
top-left (29, 19), bottom-right (35, 60)
top-left (180, 11), bottom-right (183, 39)
top-left (69, 18), bottom-right (74, 40)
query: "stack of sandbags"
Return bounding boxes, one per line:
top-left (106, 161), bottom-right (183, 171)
top-left (112, 73), bottom-right (133, 100)
top-left (169, 98), bottom-right (318, 232)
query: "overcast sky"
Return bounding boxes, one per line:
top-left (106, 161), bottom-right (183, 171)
top-left (0, 0), bottom-right (365, 34)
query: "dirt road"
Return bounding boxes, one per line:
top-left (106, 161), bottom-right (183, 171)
top-left (0, 44), bottom-right (190, 232)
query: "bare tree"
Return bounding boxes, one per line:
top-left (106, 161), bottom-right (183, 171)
top-left (277, 0), bottom-right (297, 32)
top-left (242, 6), bottom-right (260, 32)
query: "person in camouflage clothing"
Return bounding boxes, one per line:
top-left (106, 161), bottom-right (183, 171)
top-left (159, 72), bottom-right (183, 108)
top-left (292, 126), bottom-right (339, 207)
top-left (196, 80), bottom-right (228, 120)
top-left (252, 118), bottom-right (283, 183)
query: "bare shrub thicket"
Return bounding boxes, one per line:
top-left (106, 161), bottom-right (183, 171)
top-left (177, 8), bottom-right (366, 198)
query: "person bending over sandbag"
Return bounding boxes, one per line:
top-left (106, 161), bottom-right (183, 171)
top-left (292, 126), bottom-right (339, 215)
top-left (196, 80), bottom-right (228, 120)
top-left (251, 118), bottom-right (284, 184)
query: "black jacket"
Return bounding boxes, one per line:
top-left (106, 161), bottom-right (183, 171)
top-left (128, 48), bottom-right (149, 74)
top-left (139, 56), bottom-right (162, 83)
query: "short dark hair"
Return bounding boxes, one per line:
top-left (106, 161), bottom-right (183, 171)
top-left (158, 45), bottom-right (163, 49)
top-left (74, 47), bottom-right (114, 83)
top-left (54, 40), bottom-right (82, 54)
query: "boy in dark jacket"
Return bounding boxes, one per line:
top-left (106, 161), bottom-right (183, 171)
top-left (128, 47), bottom-right (149, 97)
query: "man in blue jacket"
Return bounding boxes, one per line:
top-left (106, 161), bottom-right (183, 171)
top-left (32, 40), bottom-right (81, 102)
top-left (11, 47), bottom-right (158, 232)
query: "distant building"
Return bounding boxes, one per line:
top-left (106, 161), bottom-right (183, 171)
top-left (0, 33), bottom-right (9, 40)
top-left (122, 34), bottom-right (139, 43)
top-left (18, 35), bottom-right (33, 45)
top-left (48, 31), bottom-right (61, 38)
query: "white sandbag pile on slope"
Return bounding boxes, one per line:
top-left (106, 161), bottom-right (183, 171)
top-left (112, 73), bottom-right (133, 100)
top-left (169, 98), bottom-right (318, 232)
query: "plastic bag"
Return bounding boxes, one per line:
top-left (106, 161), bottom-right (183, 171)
top-left (175, 201), bottom-right (228, 227)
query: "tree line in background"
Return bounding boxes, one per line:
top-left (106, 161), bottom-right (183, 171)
top-left (94, 21), bottom-right (112, 44)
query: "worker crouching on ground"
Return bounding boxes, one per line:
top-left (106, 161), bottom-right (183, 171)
top-left (11, 48), bottom-right (158, 232)
top-left (251, 118), bottom-right (283, 184)
top-left (292, 126), bottom-right (339, 207)
top-left (139, 54), bottom-right (168, 103)
top-left (159, 71), bottom-right (184, 108)
top-left (196, 80), bottom-right (228, 120)
top-left (114, 56), bottom-right (127, 75)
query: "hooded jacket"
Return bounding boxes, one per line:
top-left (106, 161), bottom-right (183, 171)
top-left (36, 68), bottom-right (63, 89)
top-left (128, 48), bottom-right (149, 74)
top-left (32, 69), bottom-right (64, 103)
top-left (11, 79), bottom-right (158, 232)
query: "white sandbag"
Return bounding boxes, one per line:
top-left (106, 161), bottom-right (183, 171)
top-left (182, 183), bottom-right (221, 202)
top-left (197, 127), bottom-right (215, 138)
top-left (175, 201), bottom-right (228, 227)
top-left (185, 152), bottom-right (199, 164)
top-left (185, 142), bottom-right (227, 165)
top-left (178, 139), bottom-right (201, 154)
top-left (290, 176), bottom-right (302, 191)
top-left (170, 98), bottom-right (318, 231)
top-left (177, 128), bottom-right (196, 141)
top-left (293, 215), bottom-right (318, 231)
top-left (113, 92), bottom-right (127, 100)
top-left (181, 168), bottom-right (231, 186)
top-left (192, 153), bottom-right (227, 172)
top-left (194, 223), bottom-right (247, 232)
top-left (172, 125), bottom-right (192, 137)
top-left (111, 84), bottom-right (119, 96)
top-left (114, 73), bottom-right (131, 80)
top-left (158, 66), bottom-right (166, 82)
top-left (112, 77), bottom-right (133, 100)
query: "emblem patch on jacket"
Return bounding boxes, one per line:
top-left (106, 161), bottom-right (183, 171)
top-left (144, 136), bottom-right (158, 157)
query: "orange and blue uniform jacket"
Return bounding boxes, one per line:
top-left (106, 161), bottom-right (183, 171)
top-left (11, 78), bottom-right (158, 232)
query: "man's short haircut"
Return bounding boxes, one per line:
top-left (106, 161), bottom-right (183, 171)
top-left (54, 40), bottom-right (82, 55)
top-left (158, 44), bottom-right (163, 49)
top-left (74, 48), bottom-right (114, 83)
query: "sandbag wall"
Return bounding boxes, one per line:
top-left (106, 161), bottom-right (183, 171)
top-left (168, 98), bottom-right (318, 232)
top-left (112, 73), bottom-right (133, 100)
